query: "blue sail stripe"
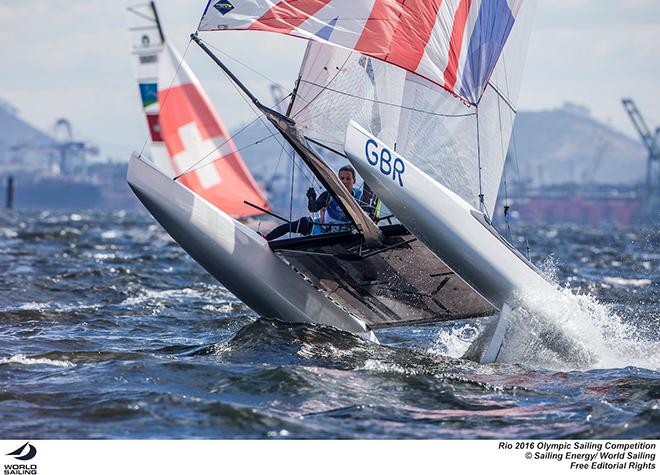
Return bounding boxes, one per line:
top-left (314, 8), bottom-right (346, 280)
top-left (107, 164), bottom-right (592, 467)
top-left (459, 0), bottom-right (516, 104)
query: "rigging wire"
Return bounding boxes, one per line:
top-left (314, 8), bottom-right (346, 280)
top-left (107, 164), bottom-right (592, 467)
top-left (176, 36), bottom-right (481, 224)
top-left (133, 35), bottom-right (295, 198)
top-left (140, 32), bottom-right (294, 184)
top-left (200, 37), bottom-right (356, 126)
top-left (197, 38), bottom-right (318, 186)
top-left (295, 80), bottom-right (477, 118)
top-left (265, 143), bottom-right (286, 193)
top-left (172, 102), bottom-right (285, 181)
top-left (290, 53), bottom-right (357, 121)
top-left (210, 45), bottom-right (319, 192)
top-left (177, 37), bottom-right (342, 192)
top-left (182, 35), bottom-right (478, 210)
top-left (475, 105), bottom-right (488, 219)
top-left (289, 153), bottom-right (295, 238)
top-left (203, 38), bottom-right (475, 125)
top-left (501, 56), bottom-right (532, 261)
top-left (495, 84), bottom-right (512, 241)
top-left (474, 5), bottom-right (488, 219)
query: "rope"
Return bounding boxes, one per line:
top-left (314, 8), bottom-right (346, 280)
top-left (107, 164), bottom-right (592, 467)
top-left (501, 56), bottom-right (532, 261)
top-left (289, 153), bottom-right (295, 238)
top-left (201, 38), bottom-right (475, 131)
top-left (495, 85), bottom-right (512, 241)
top-left (187, 38), bottom-right (318, 188)
top-left (199, 40), bottom-right (319, 222)
top-left (296, 80), bottom-right (477, 118)
top-left (173, 114), bottom-right (272, 181)
top-left (475, 105), bottom-right (488, 219)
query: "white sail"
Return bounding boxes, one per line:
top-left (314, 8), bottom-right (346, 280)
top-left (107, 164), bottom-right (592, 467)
top-left (286, 0), bottom-right (535, 215)
top-left (128, 2), bottom-right (173, 175)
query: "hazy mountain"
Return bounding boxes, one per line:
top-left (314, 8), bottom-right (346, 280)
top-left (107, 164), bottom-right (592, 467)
top-left (509, 103), bottom-right (647, 186)
top-left (0, 99), bottom-right (53, 161)
top-left (234, 102), bottom-right (649, 209)
top-left (236, 103), bottom-right (649, 200)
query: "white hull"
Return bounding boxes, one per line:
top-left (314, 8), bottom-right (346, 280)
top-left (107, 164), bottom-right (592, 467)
top-left (344, 122), bottom-right (558, 361)
top-left (127, 153), bottom-right (376, 341)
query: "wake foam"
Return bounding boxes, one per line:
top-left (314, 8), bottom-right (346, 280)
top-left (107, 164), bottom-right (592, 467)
top-left (495, 283), bottom-right (660, 371)
top-left (430, 259), bottom-right (659, 372)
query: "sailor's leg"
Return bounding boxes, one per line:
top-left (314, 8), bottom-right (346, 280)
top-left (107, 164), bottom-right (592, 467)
top-left (265, 221), bottom-right (294, 240)
top-left (265, 217), bottom-right (313, 240)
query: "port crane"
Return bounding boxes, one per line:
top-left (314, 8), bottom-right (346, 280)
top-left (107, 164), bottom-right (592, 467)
top-left (622, 98), bottom-right (660, 221)
top-left (10, 118), bottom-right (99, 175)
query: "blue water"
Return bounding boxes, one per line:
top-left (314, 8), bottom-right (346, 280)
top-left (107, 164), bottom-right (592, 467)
top-left (0, 210), bottom-right (658, 438)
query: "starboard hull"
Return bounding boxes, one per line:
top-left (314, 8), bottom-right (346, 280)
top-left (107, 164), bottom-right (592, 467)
top-left (344, 122), bottom-right (560, 362)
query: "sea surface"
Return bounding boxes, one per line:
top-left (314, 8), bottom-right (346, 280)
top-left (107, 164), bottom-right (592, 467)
top-left (0, 210), bottom-right (658, 439)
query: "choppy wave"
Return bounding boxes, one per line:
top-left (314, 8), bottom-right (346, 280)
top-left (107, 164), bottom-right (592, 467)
top-left (0, 210), bottom-right (658, 439)
top-left (0, 354), bottom-right (76, 368)
top-left (603, 276), bottom-right (652, 287)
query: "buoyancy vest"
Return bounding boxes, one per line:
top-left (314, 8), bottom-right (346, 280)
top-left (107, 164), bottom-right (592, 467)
top-left (325, 187), bottom-right (362, 224)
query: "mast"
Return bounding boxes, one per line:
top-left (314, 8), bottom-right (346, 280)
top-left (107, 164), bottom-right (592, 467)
top-left (150, 1), bottom-right (165, 44)
top-left (190, 33), bottom-right (384, 248)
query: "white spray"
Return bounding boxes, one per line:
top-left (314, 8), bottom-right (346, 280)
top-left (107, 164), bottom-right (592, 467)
top-left (431, 258), bottom-right (659, 371)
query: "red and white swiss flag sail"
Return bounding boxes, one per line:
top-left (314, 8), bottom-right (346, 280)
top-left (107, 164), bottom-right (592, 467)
top-left (157, 44), bottom-right (269, 218)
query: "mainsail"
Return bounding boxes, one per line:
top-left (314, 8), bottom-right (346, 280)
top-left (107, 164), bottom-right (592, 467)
top-left (129, 2), bottom-right (270, 218)
top-left (198, 0), bottom-right (535, 216)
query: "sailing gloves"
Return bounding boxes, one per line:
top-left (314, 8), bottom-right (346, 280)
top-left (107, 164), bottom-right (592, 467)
top-left (306, 187), bottom-right (317, 209)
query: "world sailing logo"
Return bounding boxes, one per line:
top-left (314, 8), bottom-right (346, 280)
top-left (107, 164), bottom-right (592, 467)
top-left (3, 442), bottom-right (37, 475)
top-left (4, 442), bottom-right (37, 475)
top-left (5, 444), bottom-right (36, 462)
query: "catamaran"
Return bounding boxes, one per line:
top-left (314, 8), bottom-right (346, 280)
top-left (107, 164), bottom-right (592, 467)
top-left (127, 0), bottom-right (561, 362)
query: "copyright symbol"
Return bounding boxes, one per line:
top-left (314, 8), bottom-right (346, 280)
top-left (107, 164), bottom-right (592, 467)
top-left (525, 452), bottom-right (532, 459)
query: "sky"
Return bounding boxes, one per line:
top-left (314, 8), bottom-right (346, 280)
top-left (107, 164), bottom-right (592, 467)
top-left (1, 0), bottom-right (659, 160)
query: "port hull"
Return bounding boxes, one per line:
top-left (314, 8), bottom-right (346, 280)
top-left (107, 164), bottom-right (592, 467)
top-left (127, 154), bottom-right (375, 340)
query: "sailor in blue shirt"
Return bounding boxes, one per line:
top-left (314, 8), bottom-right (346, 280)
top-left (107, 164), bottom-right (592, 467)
top-left (265, 165), bottom-right (361, 240)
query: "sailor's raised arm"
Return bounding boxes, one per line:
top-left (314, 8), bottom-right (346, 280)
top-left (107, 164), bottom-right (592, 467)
top-left (307, 188), bottom-right (330, 212)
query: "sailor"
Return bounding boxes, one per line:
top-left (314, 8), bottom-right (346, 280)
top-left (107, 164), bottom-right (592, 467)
top-left (265, 165), bottom-right (362, 240)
